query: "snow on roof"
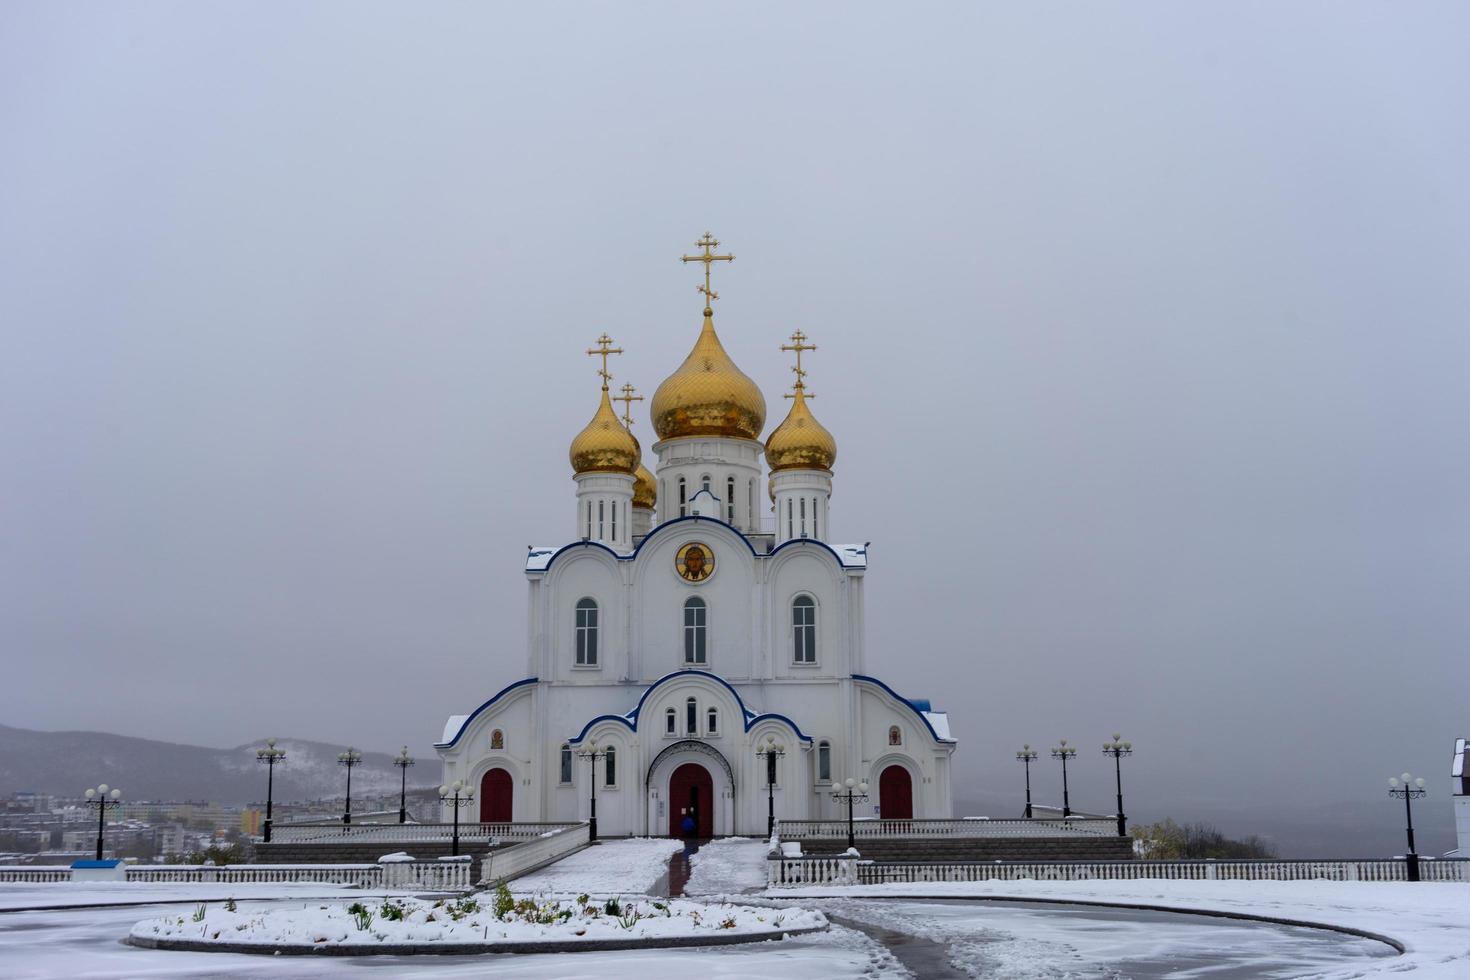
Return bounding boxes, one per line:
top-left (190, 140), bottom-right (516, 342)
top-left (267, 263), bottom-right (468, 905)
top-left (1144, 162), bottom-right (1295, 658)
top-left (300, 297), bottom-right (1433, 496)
top-left (833, 544), bottom-right (868, 568)
top-left (526, 548), bottom-right (557, 571)
top-left (1453, 737), bottom-right (1467, 778)
top-left (441, 714), bottom-right (468, 744)
top-left (924, 711), bottom-right (952, 741)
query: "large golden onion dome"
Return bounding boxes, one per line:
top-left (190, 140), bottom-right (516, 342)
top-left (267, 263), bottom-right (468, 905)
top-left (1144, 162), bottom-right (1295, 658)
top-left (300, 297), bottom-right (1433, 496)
top-left (651, 312), bottom-right (766, 441)
top-left (764, 388), bottom-right (837, 472)
top-left (632, 461), bottom-right (657, 508)
top-left (569, 388), bottom-right (640, 475)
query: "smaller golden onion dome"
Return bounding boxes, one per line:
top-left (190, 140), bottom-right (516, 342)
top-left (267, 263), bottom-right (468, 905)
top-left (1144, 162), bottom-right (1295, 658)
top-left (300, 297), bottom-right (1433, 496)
top-left (651, 312), bottom-right (767, 441)
top-left (764, 388), bottom-right (837, 473)
top-left (633, 461), bottom-right (657, 508)
top-left (570, 388), bottom-right (640, 475)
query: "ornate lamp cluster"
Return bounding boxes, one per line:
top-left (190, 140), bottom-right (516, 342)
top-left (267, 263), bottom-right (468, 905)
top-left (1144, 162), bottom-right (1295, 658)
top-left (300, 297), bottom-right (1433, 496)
top-left (830, 777), bottom-right (870, 850)
top-left (255, 739), bottom-right (286, 842)
top-left (1388, 772), bottom-right (1428, 881)
top-left (1013, 734), bottom-right (1135, 836)
top-left (83, 784), bottom-right (123, 861)
top-left (438, 779), bottom-right (475, 856)
top-left (756, 734), bottom-right (786, 838)
top-left (576, 740), bottom-right (609, 842)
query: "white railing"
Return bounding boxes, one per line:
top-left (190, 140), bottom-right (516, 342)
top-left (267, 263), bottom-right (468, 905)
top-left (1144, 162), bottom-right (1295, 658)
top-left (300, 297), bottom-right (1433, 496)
top-left (765, 856), bottom-right (1470, 887)
top-left (380, 857), bottom-right (473, 891)
top-left (125, 864), bottom-right (382, 886)
top-left (0, 866), bottom-right (72, 882)
top-left (775, 818), bottom-right (1117, 839)
top-left (479, 822), bottom-right (591, 885)
top-left (270, 821), bottom-right (583, 844)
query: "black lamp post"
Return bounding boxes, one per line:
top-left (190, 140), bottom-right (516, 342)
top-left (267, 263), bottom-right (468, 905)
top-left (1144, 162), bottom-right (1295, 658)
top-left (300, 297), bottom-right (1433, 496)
top-left (576, 740), bottom-right (607, 842)
top-left (1051, 740), bottom-right (1077, 817)
top-left (438, 780), bottom-right (475, 856)
top-left (256, 739), bottom-right (286, 843)
top-left (1102, 734), bottom-right (1133, 837)
top-left (83, 785), bottom-right (123, 861)
top-left (392, 746), bottom-right (414, 824)
top-left (337, 747), bottom-right (362, 825)
top-left (756, 734), bottom-right (786, 839)
top-left (1016, 745), bottom-right (1038, 819)
top-left (830, 777), bottom-right (870, 850)
top-left (1388, 772), bottom-right (1427, 882)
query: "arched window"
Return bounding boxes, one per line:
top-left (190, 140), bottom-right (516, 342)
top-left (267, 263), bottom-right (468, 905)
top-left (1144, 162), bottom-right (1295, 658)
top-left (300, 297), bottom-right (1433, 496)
top-left (686, 696), bottom-right (698, 735)
top-left (787, 498), bottom-right (794, 538)
top-left (748, 480), bottom-right (755, 526)
top-left (800, 497), bottom-right (806, 536)
top-left (683, 597), bottom-right (707, 664)
top-left (818, 740), bottom-right (832, 782)
top-left (604, 746), bottom-right (617, 787)
top-left (598, 499), bottom-right (605, 540)
top-left (575, 598), bottom-right (599, 666)
top-left (701, 474), bottom-right (712, 494)
top-left (559, 744), bottom-right (573, 784)
top-left (889, 726), bottom-right (903, 746)
top-left (678, 477), bottom-right (687, 517)
top-left (611, 498), bottom-right (617, 540)
top-left (707, 706), bottom-right (719, 735)
top-left (813, 498), bottom-right (819, 538)
top-left (585, 501), bottom-right (593, 538)
top-left (726, 477), bottom-right (736, 522)
top-left (665, 707), bottom-right (676, 735)
top-left (792, 595), bottom-right (816, 664)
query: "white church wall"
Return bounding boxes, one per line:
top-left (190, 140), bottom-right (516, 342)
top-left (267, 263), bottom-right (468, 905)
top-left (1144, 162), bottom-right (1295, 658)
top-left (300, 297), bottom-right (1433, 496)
top-left (765, 548), bottom-right (848, 679)
top-left (537, 547), bottom-right (625, 682)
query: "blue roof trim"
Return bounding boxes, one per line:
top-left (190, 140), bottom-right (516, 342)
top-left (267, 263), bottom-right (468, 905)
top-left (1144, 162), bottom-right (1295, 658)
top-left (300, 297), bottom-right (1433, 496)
top-left (436, 677), bottom-right (539, 748)
top-left (568, 669), bottom-right (814, 744)
top-left (530, 516), bottom-right (865, 575)
top-left (851, 674), bottom-right (954, 743)
top-left (768, 535), bottom-right (860, 568)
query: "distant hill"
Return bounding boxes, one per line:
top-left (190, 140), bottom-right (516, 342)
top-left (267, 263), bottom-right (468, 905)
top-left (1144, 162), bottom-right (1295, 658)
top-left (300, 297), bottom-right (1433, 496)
top-left (0, 724), bottom-right (441, 805)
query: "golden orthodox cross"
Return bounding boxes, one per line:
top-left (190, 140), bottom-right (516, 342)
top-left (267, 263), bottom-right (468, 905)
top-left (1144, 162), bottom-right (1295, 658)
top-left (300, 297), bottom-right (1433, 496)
top-left (613, 383), bottom-right (644, 429)
top-left (680, 232), bottom-right (734, 311)
top-left (586, 333), bottom-right (623, 390)
top-left (781, 329), bottom-right (818, 398)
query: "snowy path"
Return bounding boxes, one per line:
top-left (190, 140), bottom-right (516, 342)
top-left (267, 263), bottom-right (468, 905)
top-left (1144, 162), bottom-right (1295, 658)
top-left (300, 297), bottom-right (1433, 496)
top-left (685, 837), bottom-right (770, 895)
top-left (0, 881), bottom-right (372, 912)
top-left (773, 880), bottom-right (1470, 978)
top-left (511, 837), bottom-right (683, 896)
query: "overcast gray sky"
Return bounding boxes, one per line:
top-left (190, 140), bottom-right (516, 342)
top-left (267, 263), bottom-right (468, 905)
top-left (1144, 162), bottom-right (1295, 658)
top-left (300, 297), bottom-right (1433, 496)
top-left (3, 3), bottom-right (1467, 846)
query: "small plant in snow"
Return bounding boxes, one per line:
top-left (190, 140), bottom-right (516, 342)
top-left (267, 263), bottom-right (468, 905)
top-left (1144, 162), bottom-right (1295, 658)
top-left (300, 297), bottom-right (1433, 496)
top-left (223, 898), bottom-right (236, 912)
top-left (576, 893), bottom-right (590, 907)
top-left (493, 881), bottom-right (515, 919)
top-left (347, 901), bottom-right (374, 931)
top-left (719, 915), bottom-right (737, 929)
top-left (603, 896), bottom-right (621, 916)
top-left (618, 908), bottom-right (641, 930)
top-left (378, 899), bottom-right (406, 921)
top-left (191, 903), bottom-right (207, 922)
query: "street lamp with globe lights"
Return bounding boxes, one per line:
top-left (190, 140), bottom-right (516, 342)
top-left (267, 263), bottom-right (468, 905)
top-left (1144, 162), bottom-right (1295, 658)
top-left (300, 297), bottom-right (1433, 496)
top-left (337, 747), bottom-right (363, 825)
top-left (83, 785), bottom-right (123, 860)
top-left (438, 780), bottom-right (475, 856)
top-left (255, 739), bottom-right (286, 842)
top-left (1388, 773), bottom-right (1427, 881)
top-left (756, 734), bottom-right (786, 838)
top-left (830, 777), bottom-right (869, 850)
top-left (576, 740), bottom-right (608, 842)
top-left (1016, 745), bottom-right (1039, 818)
top-left (1102, 735), bottom-right (1133, 837)
top-left (392, 747), bottom-right (414, 824)
top-left (1051, 740), bottom-right (1077, 817)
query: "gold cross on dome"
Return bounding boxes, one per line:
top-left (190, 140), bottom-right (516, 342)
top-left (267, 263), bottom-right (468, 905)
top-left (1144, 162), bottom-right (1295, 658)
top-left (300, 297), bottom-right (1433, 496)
top-left (613, 383), bottom-right (644, 428)
top-left (586, 333), bottom-right (623, 390)
top-left (781, 329), bottom-right (818, 398)
top-left (680, 232), bottom-right (734, 311)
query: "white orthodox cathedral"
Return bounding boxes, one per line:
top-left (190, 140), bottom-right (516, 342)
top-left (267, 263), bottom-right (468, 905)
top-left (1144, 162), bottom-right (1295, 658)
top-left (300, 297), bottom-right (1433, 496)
top-left (435, 235), bottom-right (956, 836)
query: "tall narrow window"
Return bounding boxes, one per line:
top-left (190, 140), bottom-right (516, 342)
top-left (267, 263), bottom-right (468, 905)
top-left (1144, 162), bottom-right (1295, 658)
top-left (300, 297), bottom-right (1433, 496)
top-left (683, 597), bottom-right (707, 664)
top-left (701, 475), bottom-right (711, 494)
top-left (787, 499), bottom-right (794, 538)
top-left (799, 497), bottom-right (806, 536)
top-left (611, 499), bottom-right (616, 541)
top-left (678, 477), bottom-right (687, 517)
top-left (707, 706), bottom-right (719, 734)
top-left (748, 480), bottom-right (755, 525)
top-left (586, 501), bottom-right (592, 538)
top-left (813, 499), bottom-right (818, 538)
top-left (818, 740), bottom-right (832, 782)
top-left (560, 744), bottom-right (573, 784)
top-left (686, 697), bottom-right (698, 735)
top-left (605, 746), bottom-right (617, 786)
top-left (575, 597), bottom-right (599, 666)
top-left (665, 707), bottom-right (676, 735)
top-left (792, 595), bottom-right (816, 664)
top-left (726, 477), bottom-right (736, 522)
top-left (598, 499), bottom-right (605, 540)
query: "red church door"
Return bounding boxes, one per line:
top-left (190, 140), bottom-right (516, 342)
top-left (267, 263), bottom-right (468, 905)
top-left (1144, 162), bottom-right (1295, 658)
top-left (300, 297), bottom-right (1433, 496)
top-left (479, 768), bottom-right (513, 823)
top-left (667, 763), bottom-right (714, 838)
top-left (878, 766), bottom-right (913, 820)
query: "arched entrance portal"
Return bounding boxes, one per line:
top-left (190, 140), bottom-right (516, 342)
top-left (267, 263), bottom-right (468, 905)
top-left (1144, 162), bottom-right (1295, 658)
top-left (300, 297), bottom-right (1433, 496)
top-left (479, 768), bottom-right (512, 822)
top-left (668, 763), bottom-right (714, 837)
top-left (878, 765), bottom-right (913, 819)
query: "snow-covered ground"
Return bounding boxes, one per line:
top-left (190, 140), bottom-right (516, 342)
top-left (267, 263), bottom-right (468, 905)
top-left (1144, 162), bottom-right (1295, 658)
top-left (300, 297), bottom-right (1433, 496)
top-left (130, 894), bottom-right (825, 947)
top-left (773, 879), bottom-right (1470, 977)
top-left (685, 837), bottom-right (770, 895)
top-left (512, 837), bottom-right (683, 895)
top-left (0, 881), bottom-right (373, 912)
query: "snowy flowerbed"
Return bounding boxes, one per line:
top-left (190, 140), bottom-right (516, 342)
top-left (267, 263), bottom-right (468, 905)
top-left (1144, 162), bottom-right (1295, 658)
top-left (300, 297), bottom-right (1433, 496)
top-left (128, 888), bottom-right (826, 952)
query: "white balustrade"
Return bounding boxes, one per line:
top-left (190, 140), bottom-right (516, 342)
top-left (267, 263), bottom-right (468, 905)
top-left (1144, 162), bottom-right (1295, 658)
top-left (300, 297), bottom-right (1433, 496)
top-left (0, 866), bottom-right (72, 882)
top-left (270, 821), bottom-right (583, 844)
top-left (478, 822), bottom-right (591, 885)
top-left (765, 856), bottom-right (1470, 887)
top-left (774, 818), bottom-right (1117, 839)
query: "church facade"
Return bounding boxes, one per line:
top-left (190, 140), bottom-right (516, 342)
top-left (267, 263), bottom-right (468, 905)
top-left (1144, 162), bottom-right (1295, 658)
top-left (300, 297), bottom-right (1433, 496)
top-left (435, 235), bottom-right (955, 836)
